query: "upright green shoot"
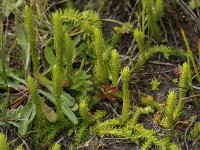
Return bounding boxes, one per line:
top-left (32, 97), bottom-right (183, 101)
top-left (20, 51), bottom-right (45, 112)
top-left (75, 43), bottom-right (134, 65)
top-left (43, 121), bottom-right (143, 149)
top-left (24, 5), bottom-right (39, 75)
top-left (174, 62), bottom-right (189, 119)
top-left (134, 28), bottom-right (145, 54)
top-left (161, 91), bottom-right (177, 128)
top-left (111, 49), bottom-right (120, 86)
top-left (94, 28), bottom-right (108, 83)
top-left (142, 0), bottom-right (164, 41)
top-left (79, 98), bottom-right (89, 120)
top-left (121, 67), bottom-right (131, 124)
top-left (27, 76), bottom-right (43, 125)
top-left (65, 33), bottom-right (74, 79)
top-left (52, 64), bottom-right (64, 119)
top-left (53, 11), bottom-right (64, 71)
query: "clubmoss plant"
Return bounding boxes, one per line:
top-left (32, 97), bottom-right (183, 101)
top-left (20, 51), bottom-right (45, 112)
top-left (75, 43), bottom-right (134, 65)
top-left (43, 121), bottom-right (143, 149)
top-left (79, 98), bottom-right (89, 120)
top-left (72, 109), bottom-right (107, 147)
top-left (65, 33), bottom-right (75, 78)
top-left (52, 64), bottom-right (64, 119)
top-left (121, 67), bottom-right (131, 124)
top-left (27, 76), bottom-right (43, 123)
top-left (161, 91), bottom-right (177, 128)
top-left (50, 143), bottom-right (61, 150)
top-left (110, 49), bottom-right (120, 86)
top-left (140, 95), bottom-right (162, 110)
top-left (0, 132), bottom-right (9, 150)
top-left (174, 62), bottom-right (189, 119)
top-left (142, 0), bottom-right (164, 40)
top-left (127, 106), bottom-right (154, 126)
top-left (94, 28), bottom-right (108, 83)
top-left (72, 98), bottom-right (106, 147)
top-left (24, 5), bottom-right (39, 75)
top-left (53, 11), bottom-right (64, 70)
top-left (133, 45), bottom-right (185, 70)
top-left (134, 28), bottom-right (145, 54)
top-left (93, 115), bottom-right (178, 149)
top-left (154, 0), bottom-right (164, 22)
top-left (16, 146), bottom-right (24, 150)
top-left (150, 77), bottom-right (161, 92)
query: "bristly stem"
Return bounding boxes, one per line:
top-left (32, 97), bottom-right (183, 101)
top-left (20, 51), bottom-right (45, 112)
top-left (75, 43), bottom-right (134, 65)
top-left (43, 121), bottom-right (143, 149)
top-left (53, 11), bottom-right (64, 71)
top-left (121, 67), bottom-right (130, 124)
top-left (24, 5), bottom-right (39, 75)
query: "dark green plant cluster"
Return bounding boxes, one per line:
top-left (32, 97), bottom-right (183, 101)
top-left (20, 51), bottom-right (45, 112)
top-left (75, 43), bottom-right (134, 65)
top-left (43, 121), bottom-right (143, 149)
top-left (1, 1), bottom-right (200, 149)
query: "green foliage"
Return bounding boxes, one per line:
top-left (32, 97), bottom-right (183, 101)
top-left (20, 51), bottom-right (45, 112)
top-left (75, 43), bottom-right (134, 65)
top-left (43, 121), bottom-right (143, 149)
top-left (94, 28), bottom-right (108, 83)
top-left (0, 2), bottom-right (194, 149)
top-left (50, 143), bottom-right (61, 150)
top-left (70, 70), bottom-right (92, 96)
top-left (44, 47), bottom-right (56, 66)
top-left (190, 122), bottom-right (200, 139)
top-left (121, 67), bottom-right (131, 124)
top-left (53, 11), bottom-right (64, 70)
top-left (110, 49), bottom-right (120, 86)
top-left (93, 118), bottom-right (121, 136)
top-left (27, 76), bottom-right (43, 123)
top-left (52, 65), bottom-right (64, 119)
top-left (18, 104), bottom-right (36, 136)
top-left (16, 146), bottom-right (24, 150)
top-left (0, 132), bottom-right (9, 150)
top-left (62, 8), bottom-right (82, 24)
top-left (159, 63), bottom-right (190, 129)
top-left (79, 98), bottom-right (89, 119)
top-left (178, 63), bottom-right (190, 99)
top-left (114, 22), bottom-right (133, 34)
top-left (155, 0), bottom-right (164, 21)
top-left (93, 116), bottom-right (177, 149)
top-left (140, 95), bottom-right (162, 110)
top-left (72, 106), bottom-right (107, 147)
top-left (189, 0), bottom-right (200, 9)
top-left (16, 23), bottom-right (29, 72)
top-left (61, 8), bottom-right (101, 43)
top-left (150, 77), bottom-right (161, 92)
top-left (142, 0), bottom-right (164, 40)
top-left (2, 0), bottom-right (23, 18)
top-left (169, 143), bottom-right (182, 150)
top-left (134, 28), bottom-right (145, 54)
top-left (0, 104), bottom-right (36, 136)
top-left (160, 91), bottom-right (177, 128)
top-left (35, 73), bottom-right (78, 124)
top-left (24, 5), bottom-right (39, 74)
top-left (127, 106), bottom-right (154, 126)
top-left (74, 122), bottom-right (89, 146)
top-left (31, 120), bottom-right (69, 148)
top-left (64, 33), bottom-right (75, 78)
top-left (174, 62), bottom-right (189, 119)
top-left (134, 45), bottom-right (185, 70)
top-left (165, 91), bottom-right (176, 119)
